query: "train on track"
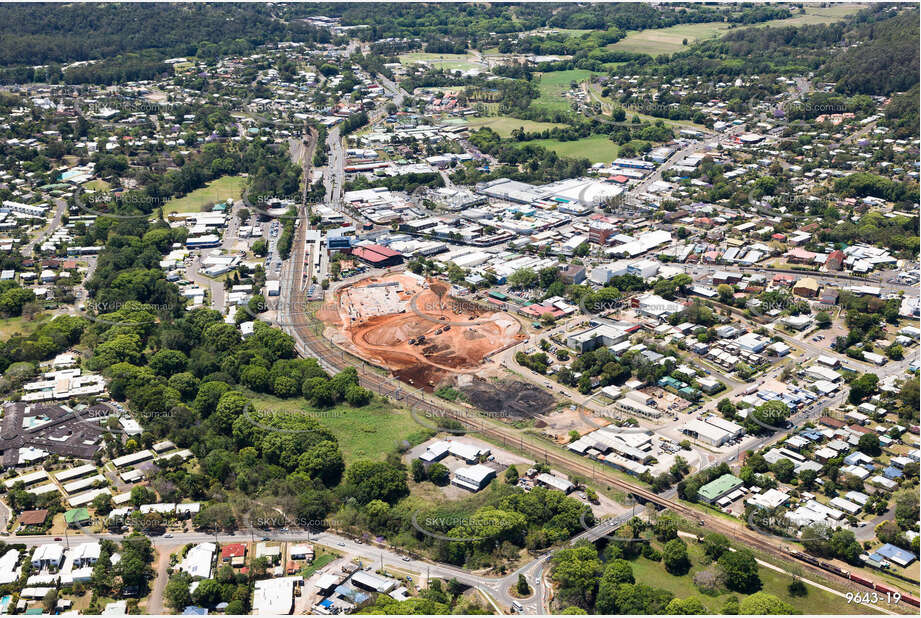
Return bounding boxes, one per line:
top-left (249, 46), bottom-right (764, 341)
top-left (788, 550), bottom-right (920, 608)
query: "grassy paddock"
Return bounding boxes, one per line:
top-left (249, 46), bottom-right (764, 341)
top-left (399, 52), bottom-right (481, 72)
top-left (626, 539), bottom-right (878, 615)
top-left (247, 394), bottom-right (428, 463)
top-left (532, 69), bottom-right (596, 112)
top-left (465, 116), bottom-right (565, 137)
top-left (528, 134), bottom-right (620, 163)
top-left (162, 175), bottom-right (246, 215)
top-left (609, 22), bottom-right (730, 55)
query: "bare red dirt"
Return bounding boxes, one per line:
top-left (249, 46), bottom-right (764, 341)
top-left (322, 273), bottom-right (525, 389)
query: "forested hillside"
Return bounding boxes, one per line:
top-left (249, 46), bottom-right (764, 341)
top-left (0, 3), bottom-right (328, 66)
top-left (822, 8), bottom-right (920, 95)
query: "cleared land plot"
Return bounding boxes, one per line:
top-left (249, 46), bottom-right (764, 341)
top-left (527, 134), bottom-right (620, 163)
top-left (0, 315), bottom-right (49, 339)
top-left (465, 116), bottom-right (565, 137)
top-left (532, 69), bottom-right (596, 112)
top-left (82, 179), bottom-right (111, 192)
top-left (248, 394), bottom-right (427, 463)
top-left (162, 175), bottom-right (245, 215)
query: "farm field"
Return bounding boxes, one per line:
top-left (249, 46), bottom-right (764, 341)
top-left (162, 175), bottom-right (246, 215)
top-left (527, 134), bottom-right (619, 163)
top-left (465, 116), bottom-right (565, 137)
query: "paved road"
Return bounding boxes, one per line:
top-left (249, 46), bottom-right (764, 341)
top-left (22, 197), bottom-right (67, 256)
top-left (13, 518), bottom-right (623, 615)
top-left (186, 254), bottom-right (225, 312)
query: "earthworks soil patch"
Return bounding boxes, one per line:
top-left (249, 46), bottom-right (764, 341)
top-left (459, 378), bottom-right (555, 418)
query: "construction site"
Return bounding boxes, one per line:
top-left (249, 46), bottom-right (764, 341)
top-left (319, 272), bottom-right (526, 390)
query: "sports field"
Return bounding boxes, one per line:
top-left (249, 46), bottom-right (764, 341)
top-left (399, 52), bottom-right (482, 72)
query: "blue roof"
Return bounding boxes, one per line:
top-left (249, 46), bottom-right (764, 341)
top-left (319, 599), bottom-right (333, 608)
top-left (882, 466), bottom-right (903, 479)
top-left (874, 543), bottom-right (916, 565)
top-left (182, 607), bottom-right (208, 616)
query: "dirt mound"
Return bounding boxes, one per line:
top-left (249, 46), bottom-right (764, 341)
top-left (394, 363), bottom-right (450, 390)
top-left (324, 274), bottom-right (525, 391)
top-left (459, 378), bottom-right (556, 418)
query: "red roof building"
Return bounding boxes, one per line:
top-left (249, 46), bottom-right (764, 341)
top-left (220, 543), bottom-right (247, 561)
top-left (826, 250), bottom-right (845, 271)
top-left (773, 273), bottom-right (795, 286)
top-left (20, 509), bottom-right (49, 526)
top-left (350, 244), bottom-right (403, 267)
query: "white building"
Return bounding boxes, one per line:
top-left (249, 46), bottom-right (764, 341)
top-left (179, 542), bottom-right (216, 579)
top-left (452, 464), bottom-right (496, 491)
top-left (252, 576), bottom-right (301, 614)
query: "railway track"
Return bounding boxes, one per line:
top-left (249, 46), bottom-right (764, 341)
top-left (283, 264), bottom-right (915, 613)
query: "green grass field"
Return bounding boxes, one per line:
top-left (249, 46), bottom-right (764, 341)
top-left (162, 175), bottom-right (246, 215)
top-left (82, 179), bottom-right (111, 192)
top-left (528, 134), bottom-right (619, 163)
top-left (247, 395), bottom-right (430, 463)
top-left (757, 3), bottom-right (868, 28)
top-left (626, 540), bottom-right (877, 615)
top-left (399, 52), bottom-right (481, 72)
top-left (532, 69), bottom-right (596, 112)
top-left (0, 314), bottom-right (50, 339)
top-left (465, 116), bottom-right (565, 137)
top-left (610, 5), bottom-right (867, 56)
top-left (610, 22), bottom-right (730, 55)
top-left (300, 552), bottom-right (336, 578)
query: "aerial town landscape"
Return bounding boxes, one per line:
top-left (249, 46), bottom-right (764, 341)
top-left (0, 1), bottom-right (917, 616)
